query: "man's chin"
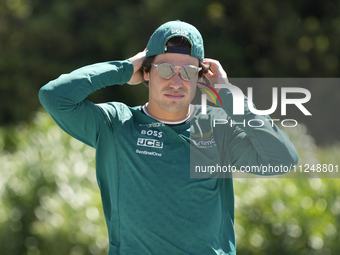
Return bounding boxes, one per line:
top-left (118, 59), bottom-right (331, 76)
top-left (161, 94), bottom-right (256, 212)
top-left (161, 102), bottom-right (190, 114)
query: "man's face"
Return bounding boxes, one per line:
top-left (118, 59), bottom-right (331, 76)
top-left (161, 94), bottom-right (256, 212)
top-left (144, 53), bottom-right (199, 119)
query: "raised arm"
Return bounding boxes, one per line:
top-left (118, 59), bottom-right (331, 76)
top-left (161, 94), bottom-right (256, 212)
top-left (39, 51), bottom-right (146, 147)
top-left (201, 59), bottom-right (299, 174)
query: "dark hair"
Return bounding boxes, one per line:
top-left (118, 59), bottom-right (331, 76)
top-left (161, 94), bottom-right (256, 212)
top-left (141, 37), bottom-right (209, 86)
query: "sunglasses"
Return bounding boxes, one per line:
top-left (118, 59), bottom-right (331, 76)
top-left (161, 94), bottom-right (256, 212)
top-left (151, 63), bottom-right (202, 81)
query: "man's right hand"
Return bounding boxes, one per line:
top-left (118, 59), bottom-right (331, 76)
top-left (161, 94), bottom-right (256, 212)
top-left (127, 50), bottom-right (146, 85)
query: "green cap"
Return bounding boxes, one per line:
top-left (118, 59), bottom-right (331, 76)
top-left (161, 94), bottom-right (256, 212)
top-left (145, 20), bottom-right (204, 61)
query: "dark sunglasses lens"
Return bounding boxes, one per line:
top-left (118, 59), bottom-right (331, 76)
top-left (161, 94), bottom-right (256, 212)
top-left (180, 66), bottom-right (198, 80)
top-left (157, 64), bottom-right (175, 79)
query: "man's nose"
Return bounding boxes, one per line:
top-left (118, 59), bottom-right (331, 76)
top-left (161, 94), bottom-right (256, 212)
top-left (169, 72), bottom-right (183, 89)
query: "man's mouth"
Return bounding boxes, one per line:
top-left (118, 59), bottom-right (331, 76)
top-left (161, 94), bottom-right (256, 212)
top-left (164, 93), bottom-right (185, 99)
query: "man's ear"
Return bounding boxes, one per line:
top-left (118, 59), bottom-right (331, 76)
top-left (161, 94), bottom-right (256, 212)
top-left (143, 70), bottom-right (150, 81)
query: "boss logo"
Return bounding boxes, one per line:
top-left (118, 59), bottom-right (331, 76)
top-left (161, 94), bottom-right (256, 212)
top-left (141, 129), bottom-right (163, 138)
top-left (171, 29), bottom-right (188, 35)
top-left (137, 138), bottom-right (163, 149)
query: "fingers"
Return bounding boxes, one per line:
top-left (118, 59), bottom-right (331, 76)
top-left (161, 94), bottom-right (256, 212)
top-left (127, 50), bottom-right (147, 85)
top-left (204, 70), bottom-right (214, 79)
top-left (203, 58), bottom-right (228, 79)
top-left (129, 50), bottom-right (147, 72)
top-left (203, 58), bottom-right (219, 70)
top-left (203, 58), bottom-right (222, 73)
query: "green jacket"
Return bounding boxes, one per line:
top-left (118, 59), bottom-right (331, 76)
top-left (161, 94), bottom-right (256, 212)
top-left (39, 60), bottom-right (298, 255)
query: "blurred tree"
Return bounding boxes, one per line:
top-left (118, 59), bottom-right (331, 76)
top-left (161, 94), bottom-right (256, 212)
top-left (0, 0), bottom-right (339, 144)
top-left (0, 111), bottom-right (107, 255)
top-left (234, 124), bottom-right (340, 254)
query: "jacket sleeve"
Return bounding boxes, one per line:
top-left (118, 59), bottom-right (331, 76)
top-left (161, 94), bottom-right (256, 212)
top-left (216, 86), bottom-right (299, 175)
top-left (38, 60), bottom-right (134, 147)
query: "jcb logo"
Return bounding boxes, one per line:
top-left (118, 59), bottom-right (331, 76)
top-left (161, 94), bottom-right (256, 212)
top-left (137, 138), bottom-right (163, 149)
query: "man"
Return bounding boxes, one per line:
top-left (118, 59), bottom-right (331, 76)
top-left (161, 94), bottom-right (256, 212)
top-left (39, 20), bottom-right (298, 255)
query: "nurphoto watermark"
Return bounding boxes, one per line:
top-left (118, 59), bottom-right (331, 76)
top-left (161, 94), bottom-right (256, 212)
top-left (190, 78), bottom-right (338, 178)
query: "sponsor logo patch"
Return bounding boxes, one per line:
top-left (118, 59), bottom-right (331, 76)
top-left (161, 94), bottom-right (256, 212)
top-left (171, 29), bottom-right (188, 35)
top-left (137, 138), bottom-right (163, 149)
top-left (141, 129), bottom-right (163, 138)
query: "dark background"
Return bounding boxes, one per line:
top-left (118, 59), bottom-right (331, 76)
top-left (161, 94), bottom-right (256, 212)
top-left (1, 0), bottom-right (339, 146)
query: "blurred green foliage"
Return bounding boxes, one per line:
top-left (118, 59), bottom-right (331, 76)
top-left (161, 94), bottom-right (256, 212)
top-left (1, 0), bottom-right (340, 252)
top-left (0, 111), bottom-right (107, 255)
top-left (1, 111), bottom-right (340, 255)
top-left (0, 0), bottom-right (340, 144)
